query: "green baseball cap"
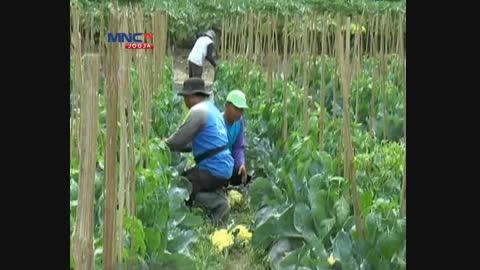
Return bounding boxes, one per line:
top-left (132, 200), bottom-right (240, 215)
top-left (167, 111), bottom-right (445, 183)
top-left (226, 89), bottom-right (248, 109)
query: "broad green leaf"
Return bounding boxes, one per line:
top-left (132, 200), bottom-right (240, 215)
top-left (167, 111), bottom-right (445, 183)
top-left (156, 203), bottom-right (170, 227)
top-left (168, 177), bottom-right (191, 212)
top-left (124, 216), bottom-right (146, 257)
top-left (340, 258), bottom-right (360, 270)
top-left (249, 177), bottom-right (281, 209)
top-left (284, 176), bottom-right (296, 201)
top-left (252, 216), bottom-right (277, 248)
top-left (254, 205), bottom-right (280, 228)
top-left (293, 177), bottom-right (309, 205)
top-left (70, 200), bottom-right (78, 208)
top-left (359, 259), bottom-right (371, 270)
top-left (319, 218), bottom-right (336, 240)
top-left (293, 202), bottom-right (316, 240)
top-left (302, 160), bottom-right (311, 180)
top-left (70, 180), bottom-right (79, 200)
top-left (343, 216), bottom-right (356, 232)
top-left (180, 212), bottom-right (204, 228)
top-left (360, 191), bottom-right (374, 214)
top-left (277, 204), bottom-right (303, 239)
top-left (278, 244), bottom-right (308, 270)
top-left (364, 213), bottom-right (380, 245)
top-left (153, 252), bottom-right (197, 270)
top-left (310, 238), bottom-right (328, 260)
top-left (333, 231), bottom-right (353, 263)
top-left (144, 227), bottom-right (161, 254)
top-left (309, 162), bottom-right (324, 176)
top-left (268, 238), bottom-right (305, 267)
top-left (169, 177), bottom-right (191, 199)
top-left (395, 218), bottom-right (406, 239)
top-left (310, 190), bottom-right (329, 235)
top-left (167, 229), bottom-right (198, 254)
top-left (377, 230), bottom-right (404, 259)
top-left (168, 210), bottom-right (186, 229)
top-left (268, 239), bottom-right (292, 265)
top-left (366, 250), bottom-right (391, 270)
top-left (334, 196), bottom-right (350, 226)
top-left (373, 198), bottom-right (391, 210)
top-left (308, 173), bottom-right (326, 191)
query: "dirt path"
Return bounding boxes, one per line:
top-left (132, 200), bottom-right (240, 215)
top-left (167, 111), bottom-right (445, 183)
top-left (172, 48), bottom-right (216, 89)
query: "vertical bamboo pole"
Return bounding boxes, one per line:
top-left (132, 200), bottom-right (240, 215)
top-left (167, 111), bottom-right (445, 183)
top-left (267, 14), bottom-right (273, 102)
top-left (353, 15), bottom-right (362, 123)
top-left (229, 16), bottom-right (234, 60)
top-left (382, 14), bottom-right (389, 140)
top-left (221, 16), bottom-right (226, 60)
top-left (282, 15), bottom-right (289, 151)
top-left (319, 14), bottom-right (327, 151)
top-left (337, 15), bottom-right (364, 240)
top-left (103, 2), bottom-right (120, 269)
top-left (72, 53), bottom-right (100, 270)
top-left (311, 14), bottom-right (318, 106)
top-left (302, 16), bottom-right (310, 135)
top-left (370, 15), bottom-right (379, 137)
top-left (116, 9), bottom-right (129, 265)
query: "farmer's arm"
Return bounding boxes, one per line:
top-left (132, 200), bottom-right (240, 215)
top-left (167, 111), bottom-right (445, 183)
top-left (166, 106), bottom-right (207, 152)
top-left (232, 117), bottom-right (246, 169)
top-left (206, 43), bottom-right (217, 68)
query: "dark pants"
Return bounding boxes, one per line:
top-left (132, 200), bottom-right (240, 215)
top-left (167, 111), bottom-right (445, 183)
top-left (228, 168), bottom-right (252, 186)
top-left (182, 166), bottom-right (229, 223)
top-left (188, 61), bottom-right (203, 78)
top-left (182, 166), bottom-right (228, 196)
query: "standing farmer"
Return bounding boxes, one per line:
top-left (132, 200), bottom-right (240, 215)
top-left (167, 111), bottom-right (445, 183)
top-left (223, 89), bottom-right (251, 186)
top-left (165, 78), bottom-right (233, 223)
top-left (188, 30), bottom-right (217, 79)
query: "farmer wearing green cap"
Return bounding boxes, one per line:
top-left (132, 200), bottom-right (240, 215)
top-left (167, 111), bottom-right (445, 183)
top-left (223, 89), bottom-right (251, 186)
top-left (165, 78), bottom-right (233, 223)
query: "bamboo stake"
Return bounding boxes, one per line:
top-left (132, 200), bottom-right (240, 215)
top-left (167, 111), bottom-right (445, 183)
top-left (235, 16), bottom-right (240, 56)
top-left (241, 13), bottom-right (247, 56)
top-left (370, 16), bottom-right (379, 137)
top-left (267, 14), bottom-right (273, 102)
top-left (319, 14), bottom-right (327, 151)
top-left (116, 9), bottom-right (128, 264)
top-left (72, 53), bottom-right (100, 270)
top-left (382, 14), bottom-right (389, 140)
top-left (353, 15), bottom-right (362, 123)
top-left (282, 15), bottom-right (289, 151)
top-left (71, 6), bottom-right (82, 163)
top-left (337, 15), bottom-right (364, 240)
top-left (103, 3), bottom-right (120, 269)
top-left (221, 16), bottom-right (225, 60)
top-left (332, 25), bottom-right (338, 122)
top-left (302, 17), bottom-right (310, 135)
top-left (254, 14), bottom-right (260, 64)
top-left (311, 14), bottom-right (318, 106)
top-left (229, 16), bottom-right (234, 60)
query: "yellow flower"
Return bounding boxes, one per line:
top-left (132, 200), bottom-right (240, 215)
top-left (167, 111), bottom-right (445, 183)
top-left (231, 224), bottom-right (253, 242)
top-left (328, 254), bottom-right (336, 265)
top-left (228, 190), bottom-right (243, 208)
top-left (210, 229), bottom-right (234, 252)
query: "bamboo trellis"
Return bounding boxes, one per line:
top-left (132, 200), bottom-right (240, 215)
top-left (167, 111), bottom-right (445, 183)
top-left (70, 4), bottom-right (169, 269)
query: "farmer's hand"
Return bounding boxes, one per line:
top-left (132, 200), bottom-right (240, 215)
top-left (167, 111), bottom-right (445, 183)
top-left (238, 164), bottom-right (247, 185)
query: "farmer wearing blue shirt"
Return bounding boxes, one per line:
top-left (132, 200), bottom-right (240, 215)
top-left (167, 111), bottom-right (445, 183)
top-left (223, 90), bottom-right (251, 186)
top-left (165, 78), bottom-right (233, 223)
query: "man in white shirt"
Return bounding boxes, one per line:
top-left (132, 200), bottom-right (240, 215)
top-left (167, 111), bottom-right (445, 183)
top-left (188, 30), bottom-right (217, 78)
